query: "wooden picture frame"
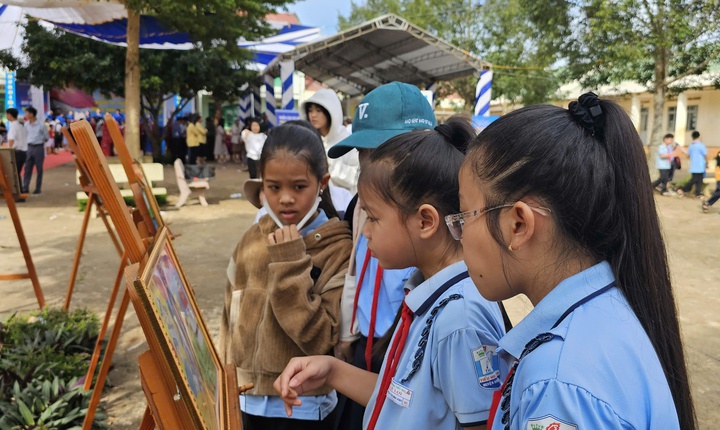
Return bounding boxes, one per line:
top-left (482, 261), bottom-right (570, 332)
top-left (130, 226), bottom-right (228, 430)
top-left (0, 148), bottom-right (21, 196)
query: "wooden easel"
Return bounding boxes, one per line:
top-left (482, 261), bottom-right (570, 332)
top-left (0, 150), bottom-right (45, 309)
top-left (57, 127), bottom-right (133, 401)
top-left (62, 127), bottom-right (124, 311)
top-left (69, 120), bottom-right (149, 430)
top-left (105, 113), bottom-right (163, 237)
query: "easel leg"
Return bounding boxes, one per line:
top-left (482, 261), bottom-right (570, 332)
top-left (139, 406), bottom-right (155, 430)
top-left (99, 206), bottom-right (124, 257)
top-left (84, 252), bottom-right (128, 390)
top-left (1, 174), bottom-right (45, 308)
top-left (81, 289), bottom-right (130, 430)
top-left (64, 193), bottom-right (96, 310)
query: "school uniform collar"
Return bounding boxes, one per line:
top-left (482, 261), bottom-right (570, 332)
top-left (405, 261), bottom-right (469, 317)
top-left (299, 209), bottom-right (328, 237)
top-left (498, 260), bottom-right (615, 359)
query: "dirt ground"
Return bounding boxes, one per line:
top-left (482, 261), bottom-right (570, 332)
top-left (1, 156), bottom-right (718, 428)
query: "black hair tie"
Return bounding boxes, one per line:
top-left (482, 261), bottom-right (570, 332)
top-left (434, 123), bottom-right (453, 143)
top-left (568, 92), bottom-right (605, 138)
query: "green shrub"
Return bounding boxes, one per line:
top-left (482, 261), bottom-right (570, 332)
top-left (0, 308), bottom-right (106, 429)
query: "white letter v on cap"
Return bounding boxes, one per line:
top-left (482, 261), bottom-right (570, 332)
top-left (358, 103), bottom-right (369, 119)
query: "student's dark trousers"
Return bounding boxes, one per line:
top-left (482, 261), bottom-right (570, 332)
top-left (681, 173), bottom-right (705, 196)
top-left (14, 149), bottom-right (26, 192)
top-left (23, 144), bottom-right (45, 193)
top-left (333, 335), bottom-right (384, 430)
top-left (652, 169), bottom-right (671, 192)
top-left (242, 409), bottom-right (337, 430)
top-left (708, 181), bottom-right (720, 206)
top-left (247, 159), bottom-right (259, 179)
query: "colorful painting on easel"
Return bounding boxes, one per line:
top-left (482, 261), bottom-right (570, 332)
top-left (141, 232), bottom-right (222, 430)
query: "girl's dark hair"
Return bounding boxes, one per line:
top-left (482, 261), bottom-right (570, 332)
top-left (218, 118), bottom-right (225, 128)
top-left (259, 123), bottom-right (338, 219)
top-left (358, 115), bottom-right (482, 359)
top-left (305, 102), bottom-right (331, 127)
top-left (358, 115), bottom-right (474, 231)
top-left (465, 93), bottom-right (696, 428)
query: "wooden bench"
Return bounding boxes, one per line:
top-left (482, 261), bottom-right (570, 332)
top-left (76, 162), bottom-right (167, 210)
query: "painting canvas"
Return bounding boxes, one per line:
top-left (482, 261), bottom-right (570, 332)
top-left (136, 227), bottom-right (223, 430)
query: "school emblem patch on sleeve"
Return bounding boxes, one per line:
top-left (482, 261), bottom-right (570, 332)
top-left (526, 415), bottom-right (578, 430)
top-left (472, 345), bottom-right (501, 389)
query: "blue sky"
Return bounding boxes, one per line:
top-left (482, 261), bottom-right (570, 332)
top-left (291, 0), bottom-right (354, 35)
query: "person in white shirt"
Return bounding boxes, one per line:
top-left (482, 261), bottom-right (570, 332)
top-left (242, 119), bottom-right (266, 179)
top-left (5, 108), bottom-right (28, 193)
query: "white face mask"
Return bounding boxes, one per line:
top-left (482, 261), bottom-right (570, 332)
top-left (262, 187), bottom-right (323, 231)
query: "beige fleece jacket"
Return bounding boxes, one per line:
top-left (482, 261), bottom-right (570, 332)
top-left (219, 215), bottom-right (352, 395)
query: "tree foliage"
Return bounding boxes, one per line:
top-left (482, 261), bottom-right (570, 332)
top-left (338, 0), bottom-right (561, 108)
top-left (523, 0), bottom-right (720, 169)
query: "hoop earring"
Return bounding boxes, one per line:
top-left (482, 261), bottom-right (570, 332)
top-left (508, 244), bottom-right (515, 252)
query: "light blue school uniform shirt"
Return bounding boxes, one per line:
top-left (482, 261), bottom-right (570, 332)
top-left (364, 261), bottom-right (508, 429)
top-left (657, 143), bottom-right (671, 170)
top-left (688, 141), bottom-right (708, 173)
top-left (355, 234), bottom-right (414, 338)
top-left (241, 209), bottom-right (337, 420)
top-left (492, 261), bottom-right (678, 430)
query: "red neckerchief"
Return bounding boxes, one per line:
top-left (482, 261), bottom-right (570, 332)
top-left (350, 248), bottom-right (384, 371)
top-left (366, 301), bottom-right (413, 430)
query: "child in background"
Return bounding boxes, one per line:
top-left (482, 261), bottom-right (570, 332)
top-left (458, 92), bottom-right (694, 428)
top-left (219, 123), bottom-right (352, 430)
top-left (242, 118), bottom-right (266, 179)
top-left (702, 149), bottom-right (720, 213)
top-left (214, 118), bottom-right (229, 164)
top-left (275, 117), bottom-right (509, 430)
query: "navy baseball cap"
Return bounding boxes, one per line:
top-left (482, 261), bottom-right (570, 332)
top-left (328, 82), bottom-right (437, 158)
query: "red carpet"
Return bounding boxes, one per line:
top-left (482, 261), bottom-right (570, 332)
top-left (42, 150), bottom-right (74, 170)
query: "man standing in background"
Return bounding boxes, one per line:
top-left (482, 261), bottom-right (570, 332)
top-left (5, 108), bottom-right (28, 197)
top-left (23, 106), bottom-right (49, 195)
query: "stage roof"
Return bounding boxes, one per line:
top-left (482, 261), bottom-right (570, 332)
top-left (262, 14), bottom-right (490, 97)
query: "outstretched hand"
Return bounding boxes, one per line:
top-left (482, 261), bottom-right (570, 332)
top-left (273, 356), bottom-right (338, 417)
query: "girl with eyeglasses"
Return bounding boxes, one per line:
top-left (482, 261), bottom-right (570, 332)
top-left (274, 116), bottom-right (510, 430)
top-left (458, 93), bottom-right (694, 429)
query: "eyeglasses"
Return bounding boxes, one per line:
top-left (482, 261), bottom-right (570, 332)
top-left (445, 203), bottom-right (552, 240)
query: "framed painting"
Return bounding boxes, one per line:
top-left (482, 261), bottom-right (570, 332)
top-left (131, 226), bottom-right (226, 430)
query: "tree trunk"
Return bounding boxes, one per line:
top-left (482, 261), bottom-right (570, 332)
top-left (647, 53), bottom-right (668, 174)
top-left (124, 8), bottom-right (141, 159)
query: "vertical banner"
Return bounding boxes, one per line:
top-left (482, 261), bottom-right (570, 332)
top-left (253, 87), bottom-right (262, 119)
top-left (474, 70), bottom-right (493, 117)
top-left (280, 60), bottom-right (295, 111)
top-left (30, 85), bottom-right (44, 113)
top-left (264, 74), bottom-right (277, 126)
top-left (238, 94), bottom-right (250, 128)
top-left (4, 71), bottom-right (16, 110)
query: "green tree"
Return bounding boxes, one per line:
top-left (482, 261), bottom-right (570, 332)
top-left (526, 0), bottom-right (720, 170)
top-left (138, 47), bottom-right (256, 160)
top-left (338, 0), bottom-right (561, 109)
